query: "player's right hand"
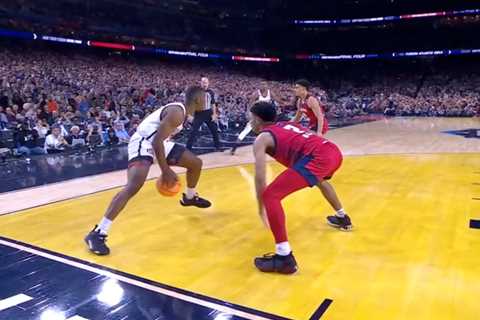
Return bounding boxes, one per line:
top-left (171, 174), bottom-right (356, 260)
top-left (162, 167), bottom-right (178, 188)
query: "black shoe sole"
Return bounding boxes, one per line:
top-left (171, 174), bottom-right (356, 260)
top-left (84, 237), bottom-right (110, 256)
top-left (327, 220), bottom-right (353, 231)
top-left (254, 264), bottom-right (298, 275)
top-left (180, 200), bottom-right (211, 208)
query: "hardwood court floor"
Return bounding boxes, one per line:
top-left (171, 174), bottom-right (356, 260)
top-left (1, 151), bottom-right (479, 319)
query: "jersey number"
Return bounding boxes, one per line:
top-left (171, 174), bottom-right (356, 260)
top-left (283, 124), bottom-right (313, 138)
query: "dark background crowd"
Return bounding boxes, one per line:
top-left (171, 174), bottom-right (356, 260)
top-left (0, 43), bottom-right (479, 159)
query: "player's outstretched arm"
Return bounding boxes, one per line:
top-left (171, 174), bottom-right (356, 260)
top-left (153, 106), bottom-right (184, 187)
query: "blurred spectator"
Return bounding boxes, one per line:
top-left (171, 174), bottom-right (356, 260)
top-left (86, 124), bottom-right (103, 149)
top-left (44, 126), bottom-right (68, 154)
top-left (34, 119), bottom-right (50, 138)
top-left (113, 122), bottom-right (130, 144)
top-left (14, 123), bottom-right (46, 156)
top-left (0, 44), bottom-right (478, 159)
top-left (65, 125), bottom-right (86, 148)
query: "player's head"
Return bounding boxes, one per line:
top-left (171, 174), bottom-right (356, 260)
top-left (260, 80), bottom-right (269, 91)
top-left (200, 77), bottom-right (209, 90)
top-left (185, 86), bottom-right (205, 114)
top-left (294, 79), bottom-right (310, 97)
top-left (249, 101), bottom-right (277, 134)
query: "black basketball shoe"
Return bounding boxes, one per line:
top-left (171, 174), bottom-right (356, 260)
top-left (180, 193), bottom-right (212, 208)
top-left (84, 226), bottom-right (110, 255)
top-left (326, 214), bottom-right (353, 231)
top-left (254, 252), bottom-right (298, 274)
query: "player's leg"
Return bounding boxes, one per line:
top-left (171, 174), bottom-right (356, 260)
top-left (205, 115), bottom-right (221, 150)
top-left (85, 161), bottom-right (151, 255)
top-left (186, 113), bottom-right (204, 150)
top-left (318, 179), bottom-right (352, 231)
top-left (85, 134), bottom-right (152, 255)
top-left (254, 168), bottom-right (309, 274)
top-left (165, 143), bottom-right (211, 208)
top-left (310, 145), bottom-right (352, 231)
top-left (318, 179), bottom-right (342, 211)
top-left (231, 122), bottom-right (252, 155)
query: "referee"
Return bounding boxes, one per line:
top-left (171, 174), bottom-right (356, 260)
top-left (186, 77), bottom-right (221, 151)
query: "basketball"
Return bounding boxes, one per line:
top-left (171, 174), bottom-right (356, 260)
top-left (156, 176), bottom-right (181, 197)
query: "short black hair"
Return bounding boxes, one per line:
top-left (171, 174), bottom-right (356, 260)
top-left (295, 79), bottom-right (311, 90)
top-left (185, 86), bottom-right (204, 104)
top-left (250, 102), bottom-right (277, 122)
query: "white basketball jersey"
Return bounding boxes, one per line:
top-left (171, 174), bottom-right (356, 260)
top-left (136, 102), bottom-right (186, 140)
top-left (257, 89), bottom-right (271, 102)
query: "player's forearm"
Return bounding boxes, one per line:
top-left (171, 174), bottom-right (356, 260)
top-left (317, 118), bottom-right (324, 135)
top-left (255, 176), bottom-right (266, 210)
top-left (153, 135), bottom-right (169, 171)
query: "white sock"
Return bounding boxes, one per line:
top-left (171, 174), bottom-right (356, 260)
top-left (336, 208), bottom-right (346, 218)
top-left (95, 217), bottom-right (112, 235)
top-left (275, 242), bottom-right (292, 256)
top-left (186, 187), bottom-right (196, 199)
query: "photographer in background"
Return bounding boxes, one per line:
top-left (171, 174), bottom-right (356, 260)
top-left (86, 124), bottom-right (103, 150)
top-left (14, 122), bottom-right (46, 156)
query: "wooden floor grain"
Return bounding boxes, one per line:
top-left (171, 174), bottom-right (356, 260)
top-left (1, 117), bottom-right (479, 319)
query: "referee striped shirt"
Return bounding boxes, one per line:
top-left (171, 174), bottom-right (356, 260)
top-left (204, 89), bottom-right (216, 110)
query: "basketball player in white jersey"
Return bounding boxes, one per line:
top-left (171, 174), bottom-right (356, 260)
top-left (85, 86), bottom-right (211, 256)
top-left (230, 82), bottom-right (276, 155)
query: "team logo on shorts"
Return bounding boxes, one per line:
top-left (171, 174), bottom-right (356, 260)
top-left (147, 148), bottom-right (153, 154)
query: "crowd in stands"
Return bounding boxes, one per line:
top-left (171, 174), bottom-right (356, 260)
top-left (0, 46), bottom-right (479, 158)
top-left (323, 67), bottom-right (480, 118)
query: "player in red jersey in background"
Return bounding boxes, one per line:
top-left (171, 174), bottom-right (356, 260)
top-left (292, 79), bottom-right (328, 136)
top-left (250, 101), bottom-right (352, 274)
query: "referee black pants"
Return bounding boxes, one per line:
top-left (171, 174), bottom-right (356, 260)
top-left (186, 109), bottom-right (221, 150)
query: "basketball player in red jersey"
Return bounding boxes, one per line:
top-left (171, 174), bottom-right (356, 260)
top-left (292, 79), bottom-right (328, 136)
top-left (250, 102), bottom-right (352, 274)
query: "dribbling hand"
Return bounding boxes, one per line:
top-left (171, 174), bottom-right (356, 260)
top-left (162, 167), bottom-right (178, 188)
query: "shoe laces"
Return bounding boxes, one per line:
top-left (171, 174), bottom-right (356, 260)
top-left (94, 230), bottom-right (108, 242)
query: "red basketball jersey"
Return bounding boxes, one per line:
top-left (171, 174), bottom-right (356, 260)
top-left (262, 122), bottom-right (330, 168)
top-left (298, 95), bottom-right (328, 134)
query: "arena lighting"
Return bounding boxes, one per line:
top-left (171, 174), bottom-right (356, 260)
top-left (150, 48), bottom-right (228, 59)
top-left (135, 46), bottom-right (156, 53)
top-left (167, 50), bottom-right (215, 58)
top-left (1, 27), bottom-right (480, 62)
top-left (232, 55), bottom-right (280, 62)
top-left (89, 41), bottom-right (134, 51)
top-left (41, 35), bottom-right (82, 44)
top-left (294, 8), bottom-right (480, 25)
top-left (302, 48), bottom-right (480, 60)
top-left (0, 29), bottom-right (36, 40)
